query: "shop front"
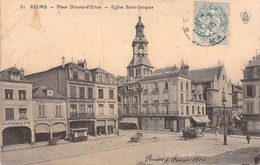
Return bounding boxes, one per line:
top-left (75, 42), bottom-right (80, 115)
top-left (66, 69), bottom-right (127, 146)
top-left (35, 123), bottom-right (50, 142)
top-left (107, 120), bottom-right (116, 134)
top-left (3, 126), bottom-right (32, 146)
top-left (96, 120), bottom-right (106, 135)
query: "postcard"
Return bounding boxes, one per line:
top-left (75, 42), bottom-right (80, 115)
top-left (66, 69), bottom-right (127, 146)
top-left (1, 0), bottom-right (260, 164)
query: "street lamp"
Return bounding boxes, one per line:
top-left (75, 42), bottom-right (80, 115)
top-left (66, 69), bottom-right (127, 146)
top-left (222, 89), bottom-right (227, 145)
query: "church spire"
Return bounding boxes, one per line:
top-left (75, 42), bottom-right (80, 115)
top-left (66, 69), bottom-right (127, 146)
top-left (135, 16), bottom-right (145, 37)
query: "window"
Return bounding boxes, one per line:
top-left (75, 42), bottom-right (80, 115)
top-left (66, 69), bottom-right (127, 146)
top-left (181, 93), bottom-right (184, 102)
top-left (165, 82), bottom-right (168, 90)
top-left (245, 85), bottom-right (255, 97)
top-left (109, 104), bottom-right (114, 114)
top-left (19, 108), bottom-right (27, 120)
top-left (202, 106), bottom-right (205, 114)
top-left (70, 104), bottom-right (77, 113)
top-left (73, 71), bottom-right (78, 79)
top-left (56, 105), bottom-right (62, 117)
top-left (98, 89), bottom-right (104, 99)
top-left (88, 88), bottom-right (93, 99)
top-left (70, 86), bottom-right (76, 98)
top-left (186, 93), bottom-right (189, 102)
top-left (99, 104), bottom-right (104, 115)
top-left (19, 90), bottom-right (26, 100)
top-left (87, 105), bottom-right (93, 116)
top-left (197, 106), bottom-right (200, 114)
top-left (99, 75), bottom-right (103, 82)
top-left (134, 96), bottom-right (138, 103)
top-left (5, 89), bottom-right (13, 99)
top-left (155, 106), bottom-right (159, 114)
top-left (165, 105), bottom-right (169, 115)
top-left (79, 105), bottom-right (86, 117)
top-left (38, 105), bottom-right (46, 117)
top-left (79, 87), bottom-right (85, 98)
top-left (186, 82), bottom-right (189, 91)
top-left (192, 106), bottom-right (195, 114)
top-left (181, 81), bottom-right (183, 90)
top-left (126, 97), bottom-right (129, 103)
top-left (5, 108), bottom-right (14, 120)
top-left (154, 83), bottom-right (158, 91)
top-left (85, 74), bottom-right (90, 81)
top-left (109, 90), bottom-right (114, 99)
top-left (246, 102), bottom-right (254, 114)
top-left (181, 105), bottom-right (184, 115)
top-left (186, 106), bottom-right (189, 115)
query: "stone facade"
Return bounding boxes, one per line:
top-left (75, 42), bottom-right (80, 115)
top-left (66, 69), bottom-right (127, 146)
top-left (190, 65), bottom-right (233, 127)
top-left (241, 55), bottom-right (260, 135)
top-left (0, 67), bottom-right (35, 148)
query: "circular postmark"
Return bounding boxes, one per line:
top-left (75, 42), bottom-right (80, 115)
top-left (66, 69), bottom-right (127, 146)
top-left (182, 2), bottom-right (229, 47)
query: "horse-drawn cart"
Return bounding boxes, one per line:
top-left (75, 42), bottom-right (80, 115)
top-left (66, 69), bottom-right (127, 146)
top-left (182, 127), bottom-right (204, 140)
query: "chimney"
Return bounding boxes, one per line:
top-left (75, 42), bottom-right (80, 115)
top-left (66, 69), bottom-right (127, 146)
top-left (78, 59), bottom-right (87, 69)
top-left (20, 68), bottom-right (24, 78)
top-left (62, 56), bottom-right (65, 68)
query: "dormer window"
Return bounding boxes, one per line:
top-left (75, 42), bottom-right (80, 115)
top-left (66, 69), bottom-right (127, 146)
top-left (85, 73), bottom-right (90, 81)
top-left (46, 89), bottom-right (53, 96)
top-left (11, 72), bottom-right (20, 80)
top-left (73, 70), bottom-right (78, 79)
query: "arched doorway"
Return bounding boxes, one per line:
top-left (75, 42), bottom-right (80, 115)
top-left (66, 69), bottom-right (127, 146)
top-left (3, 127), bottom-right (31, 146)
top-left (52, 123), bottom-right (66, 139)
top-left (35, 123), bottom-right (50, 142)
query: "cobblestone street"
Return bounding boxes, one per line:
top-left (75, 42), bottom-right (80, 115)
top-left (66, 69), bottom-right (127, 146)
top-left (1, 130), bottom-right (259, 165)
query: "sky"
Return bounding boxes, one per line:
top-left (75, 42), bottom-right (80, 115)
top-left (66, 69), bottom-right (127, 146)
top-left (1, 0), bottom-right (260, 84)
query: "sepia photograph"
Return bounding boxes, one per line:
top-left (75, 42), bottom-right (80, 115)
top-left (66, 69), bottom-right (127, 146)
top-left (0, 0), bottom-right (260, 164)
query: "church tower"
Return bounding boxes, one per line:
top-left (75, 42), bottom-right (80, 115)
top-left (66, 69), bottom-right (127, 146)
top-left (127, 16), bottom-right (154, 78)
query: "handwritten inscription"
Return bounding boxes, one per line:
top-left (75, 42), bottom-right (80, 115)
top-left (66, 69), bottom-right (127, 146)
top-left (145, 154), bottom-right (207, 163)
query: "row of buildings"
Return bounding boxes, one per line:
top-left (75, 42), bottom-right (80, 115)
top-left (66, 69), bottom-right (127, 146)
top-left (1, 16), bottom-right (259, 148)
top-left (117, 16), bottom-right (233, 132)
top-left (0, 60), bottom-right (118, 147)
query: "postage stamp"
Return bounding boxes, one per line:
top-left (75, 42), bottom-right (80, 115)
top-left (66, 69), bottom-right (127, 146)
top-left (193, 2), bottom-right (229, 46)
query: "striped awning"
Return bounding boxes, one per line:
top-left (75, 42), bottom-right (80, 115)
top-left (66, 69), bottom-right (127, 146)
top-left (192, 116), bottom-right (210, 123)
top-left (35, 124), bottom-right (50, 133)
top-left (119, 118), bottom-right (138, 124)
top-left (52, 123), bottom-right (66, 133)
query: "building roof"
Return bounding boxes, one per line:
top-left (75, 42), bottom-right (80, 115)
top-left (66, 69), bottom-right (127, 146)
top-left (116, 76), bottom-right (140, 86)
top-left (153, 65), bottom-right (180, 74)
top-left (26, 62), bottom-right (90, 77)
top-left (89, 67), bottom-right (114, 75)
top-left (33, 86), bottom-right (65, 100)
top-left (0, 67), bottom-right (32, 83)
top-left (127, 55), bottom-right (153, 68)
top-left (246, 55), bottom-right (260, 67)
top-left (190, 65), bottom-right (222, 83)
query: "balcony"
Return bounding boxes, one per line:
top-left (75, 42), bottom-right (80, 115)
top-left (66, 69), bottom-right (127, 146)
top-left (70, 112), bottom-right (95, 119)
top-left (140, 111), bottom-right (177, 116)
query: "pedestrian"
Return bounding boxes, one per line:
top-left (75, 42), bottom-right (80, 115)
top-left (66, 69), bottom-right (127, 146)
top-left (246, 134), bottom-right (251, 144)
top-left (215, 129), bottom-right (219, 139)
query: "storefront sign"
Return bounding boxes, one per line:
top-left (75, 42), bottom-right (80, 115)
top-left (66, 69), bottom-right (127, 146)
top-left (3, 121), bottom-right (30, 126)
top-left (96, 120), bottom-right (105, 126)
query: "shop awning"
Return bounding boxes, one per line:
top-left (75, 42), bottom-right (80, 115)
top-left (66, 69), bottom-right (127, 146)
top-left (192, 116), bottom-right (210, 123)
top-left (35, 124), bottom-right (50, 133)
top-left (119, 118), bottom-right (138, 124)
top-left (107, 120), bottom-right (115, 126)
top-left (52, 123), bottom-right (66, 133)
top-left (234, 115), bottom-right (242, 121)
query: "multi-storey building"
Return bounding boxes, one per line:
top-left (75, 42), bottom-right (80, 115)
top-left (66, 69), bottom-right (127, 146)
top-left (0, 67), bottom-right (35, 148)
top-left (139, 64), bottom-right (207, 131)
top-left (118, 16), bottom-right (208, 131)
top-left (32, 86), bottom-right (67, 142)
top-left (89, 68), bottom-right (118, 135)
top-left (241, 55), bottom-right (260, 135)
top-left (190, 64), bottom-right (233, 127)
top-left (26, 59), bottom-right (118, 138)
